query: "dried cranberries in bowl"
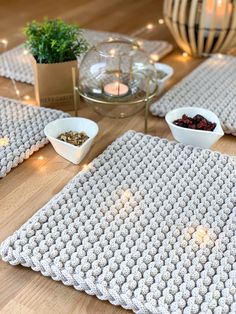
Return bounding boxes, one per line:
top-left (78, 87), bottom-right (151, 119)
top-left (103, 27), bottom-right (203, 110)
top-left (173, 114), bottom-right (216, 131)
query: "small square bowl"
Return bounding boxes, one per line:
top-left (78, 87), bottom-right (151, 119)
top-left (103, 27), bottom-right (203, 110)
top-left (154, 62), bottom-right (174, 93)
top-left (165, 107), bottom-right (224, 149)
top-left (44, 117), bottom-right (99, 164)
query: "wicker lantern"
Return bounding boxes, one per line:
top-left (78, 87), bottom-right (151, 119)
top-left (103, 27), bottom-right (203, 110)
top-left (163, 0), bottom-right (236, 56)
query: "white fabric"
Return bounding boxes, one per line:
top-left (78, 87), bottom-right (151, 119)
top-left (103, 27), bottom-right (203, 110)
top-left (150, 54), bottom-right (236, 136)
top-left (1, 130), bottom-right (236, 313)
top-left (0, 97), bottom-right (69, 177)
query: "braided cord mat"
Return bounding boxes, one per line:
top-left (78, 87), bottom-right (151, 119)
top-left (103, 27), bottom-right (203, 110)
top-left (1, 131), bottom-right (236, 313)
top-left (0, 29), bottom-right (173, 85)
top-left (150, 54), bottom-right (236, 136)
top-left (0, 97), bottom-right (69, 178)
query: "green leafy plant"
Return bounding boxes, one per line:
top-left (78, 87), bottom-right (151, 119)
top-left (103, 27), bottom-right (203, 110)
top-left (24, 18), bottom-right (88, 64)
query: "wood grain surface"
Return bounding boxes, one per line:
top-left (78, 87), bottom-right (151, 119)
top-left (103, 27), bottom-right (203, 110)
top-left (0, 0), bottom-right (235, 313)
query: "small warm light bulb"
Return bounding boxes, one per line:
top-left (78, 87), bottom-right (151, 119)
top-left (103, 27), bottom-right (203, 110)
top-left (123, 189), bottom-right (132, 199)
top-left (217, 53), bottom-right (223, 59)
top-left (108, 37), bottom-right (113, 42)
top-left (182, 52), bottom-right (188, 58)
top-left (38, 156), bottom-right (44, 160)
top-left (0, 138), bottom-right (9, 146)
top-left (24, 95), bottom-right (30, 100)
top-left (23, 49), bottom-right (29, 55)
top-left (15, 89), bottom-right (20, 96)
top-left (110, 49), bottom-right (116, 56)
top-left (217, 0), bottom-right (223, 6)
top-left (82, 164), bottom-right (90, 171)
top-left (158, 18), bottom-right (164, 25)
top-left (137, 40), bottom-right (143, 48)
top-left (150, 53), bottom-right (159, 62)
top-left (194, 228), bottom-right (210, 245)
top-left (146, 23), bottom-right (154, 30)
top-left (1, 39), bottom-right (8, 46)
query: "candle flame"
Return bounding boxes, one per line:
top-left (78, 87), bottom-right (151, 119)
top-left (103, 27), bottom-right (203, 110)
top-left (23, 49), bottom-right (29, 55)
top-left (16, 89), bottom-right (20, 96)
top-left (158, 18), bottom-right (164, 25)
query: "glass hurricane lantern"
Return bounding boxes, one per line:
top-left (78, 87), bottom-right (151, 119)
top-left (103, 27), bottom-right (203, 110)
top-left (72, 39), bottom-right (158, 133)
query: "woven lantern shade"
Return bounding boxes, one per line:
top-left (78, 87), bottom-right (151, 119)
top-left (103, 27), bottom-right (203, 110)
top-left (163, 0), bottom-right (236, 56)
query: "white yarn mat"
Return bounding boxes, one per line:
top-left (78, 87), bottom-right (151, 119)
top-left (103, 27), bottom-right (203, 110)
top-left (0, 29), bottom-right (173, 85)
top-left (1, 130), bottom-right (236, 313)
top-left (0, 97), bottom-right (69, 178)
top-left (150, 54), bottom-right (236, 136)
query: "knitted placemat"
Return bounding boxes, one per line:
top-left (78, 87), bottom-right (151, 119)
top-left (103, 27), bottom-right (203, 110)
top-left (0, 29), bottom-right (173, 85)
top-left (0, 97), bottom-right (69, 178)
top-left (150, 54), bottom-right (236, 136)
top-left (1, 130), bottom-right (236, 314)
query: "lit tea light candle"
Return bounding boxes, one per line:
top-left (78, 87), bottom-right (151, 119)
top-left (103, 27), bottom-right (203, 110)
top-left (104, 81), bottom-right (129, 97)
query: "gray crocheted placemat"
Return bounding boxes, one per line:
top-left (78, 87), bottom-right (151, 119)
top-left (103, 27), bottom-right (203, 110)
top-left (0, 29), bottom-right (172, 85)
top-left (150, 54), bottom-right (236, 136)
top-left (0, 97), bottom-right (69, 178)
top-left (1, 130), bottom-right (236, 313)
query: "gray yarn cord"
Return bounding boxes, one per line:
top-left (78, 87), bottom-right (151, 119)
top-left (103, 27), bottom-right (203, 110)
top-left (0, 29), bottom-right (173, 85)
top-left (0, 97), bottom-right (69, 178)
top-left (1, 130), bottom-right (236, 313)
top-left (150, 54), bottom-right (236, 136)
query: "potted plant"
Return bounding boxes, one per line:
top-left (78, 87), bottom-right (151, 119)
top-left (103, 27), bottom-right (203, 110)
top-left (24, 18), bottom-right (88, 108)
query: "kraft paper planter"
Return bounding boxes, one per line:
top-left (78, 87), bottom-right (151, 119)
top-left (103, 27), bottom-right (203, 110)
top-left (31, 56), bottom-right (77, 108)
top-left (163, 0), bottom-right (236, 56)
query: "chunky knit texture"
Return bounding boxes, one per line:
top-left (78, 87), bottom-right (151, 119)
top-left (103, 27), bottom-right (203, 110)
top-left (150, 54), bottom-right (236, 136)
top-left (1, 131), bottom-right (236, 313)
top-left (0, 97), bottom-right (69, 177)
top-left (0, 29), bottom-right (172, 85)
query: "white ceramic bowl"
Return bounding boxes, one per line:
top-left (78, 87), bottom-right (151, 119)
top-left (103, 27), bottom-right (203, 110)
top-left (44, 117), bottom-right (99, 164)
top-left (154, 62), bottom-right (174, 93)
top-left (165, 107), bottom-right (224, 149)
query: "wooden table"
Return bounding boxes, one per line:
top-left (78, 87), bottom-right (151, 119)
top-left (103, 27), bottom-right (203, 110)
top-left (0, 1), bottom-right (236, 313)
